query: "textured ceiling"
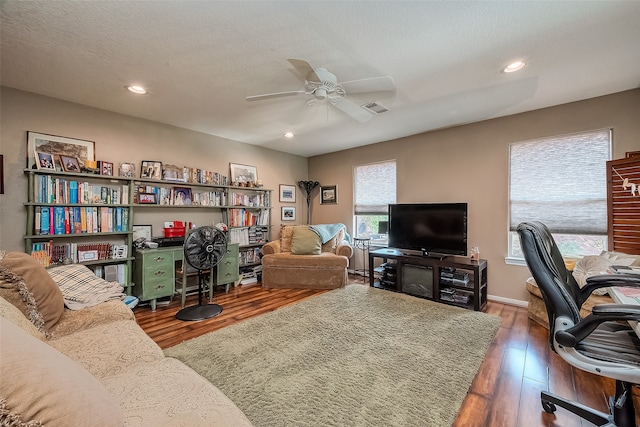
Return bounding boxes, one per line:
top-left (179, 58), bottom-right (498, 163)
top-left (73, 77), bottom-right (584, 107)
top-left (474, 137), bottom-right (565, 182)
top-left (2, 1), bottom-right (639, 157)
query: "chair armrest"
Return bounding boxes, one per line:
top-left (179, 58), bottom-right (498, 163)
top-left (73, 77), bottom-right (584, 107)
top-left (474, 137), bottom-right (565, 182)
top-left (555, 303), bottom-right (640, 348)
top-left (580, 273), bottom-right (640, 300)
top-left (336, 240), bottom-right (353, 258)
top-left (261, 240), bottom-right (281, 255)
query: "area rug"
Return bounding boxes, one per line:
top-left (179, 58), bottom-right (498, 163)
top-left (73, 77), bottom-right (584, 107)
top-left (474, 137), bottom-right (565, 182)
top-left (164, 285), bottom-right (501, 426)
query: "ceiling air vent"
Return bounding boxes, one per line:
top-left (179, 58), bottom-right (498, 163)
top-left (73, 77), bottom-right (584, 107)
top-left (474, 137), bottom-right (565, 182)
top-left (361, 102), bottom-right (389, 114)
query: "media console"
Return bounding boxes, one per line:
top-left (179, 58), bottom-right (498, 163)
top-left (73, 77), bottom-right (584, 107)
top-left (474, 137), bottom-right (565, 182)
top-left (369, 248), bottom-right (488, 311)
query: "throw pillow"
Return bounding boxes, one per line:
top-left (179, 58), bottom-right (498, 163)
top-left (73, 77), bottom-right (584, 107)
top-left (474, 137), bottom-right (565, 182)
top-left (0, 318), bottom-right (123, 426)
top-left (0, 251), bottom-right (64, 335)
top-left (291, 227), bottom-right (322, 255)
top-left (280, 225), bottom-right (305, 253)
top-left (0, 296), bottom-right (46, 341)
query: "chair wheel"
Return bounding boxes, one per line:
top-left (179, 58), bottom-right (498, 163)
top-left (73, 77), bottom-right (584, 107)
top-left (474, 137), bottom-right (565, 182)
top-left (542, 401), bottom-right (557, 413)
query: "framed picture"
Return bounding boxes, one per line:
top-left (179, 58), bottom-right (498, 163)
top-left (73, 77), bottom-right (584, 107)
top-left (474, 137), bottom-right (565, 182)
top-left (138, 193), bottom-right (157, 204)
top-left (99, 161), bottom-right (114, 176)
top-left (173, 187), bottom-right (192, 205)
top-left (140, 160), bottom-right (162, 180)
top-left (132, 224), bottom-right (153, 241)
top-left (119, 162), bottom-right (136, 178)
top-left (35, 151), bottom-right (55, 170)
top-left (27, 131), bottom-right (95, 169)
top-left (162, 164), bottom-right (184, 182)
top-left (279, 184), bottom-right (296, 203)
top-left (60, 155), bottom-right (81, 172)
top-left (230, 163), bottom-right (257, 186)
top-left (281, 206), bottom-right (296, 221)
top-left (320, 185), bottom-right (338, 205)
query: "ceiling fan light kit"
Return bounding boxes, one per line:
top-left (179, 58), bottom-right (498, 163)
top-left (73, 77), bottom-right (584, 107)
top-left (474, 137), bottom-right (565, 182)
top-left (246, 59), bottom-right (395, 123)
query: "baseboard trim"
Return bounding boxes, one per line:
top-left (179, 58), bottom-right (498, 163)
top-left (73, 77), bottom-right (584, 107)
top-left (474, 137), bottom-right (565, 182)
top-left (488, 294), bottom-right (527, 308)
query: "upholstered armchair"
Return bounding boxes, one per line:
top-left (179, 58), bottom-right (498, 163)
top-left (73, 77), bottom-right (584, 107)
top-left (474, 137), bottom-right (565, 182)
top-left (261, 224), bottom-right (353, 289)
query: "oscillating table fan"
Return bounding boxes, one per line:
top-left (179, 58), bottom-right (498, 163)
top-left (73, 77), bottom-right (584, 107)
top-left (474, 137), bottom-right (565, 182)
top-left (175, 226), bottom-right (228, 321)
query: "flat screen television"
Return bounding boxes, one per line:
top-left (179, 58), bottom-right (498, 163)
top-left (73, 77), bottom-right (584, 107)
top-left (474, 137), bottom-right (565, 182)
top-left (388, 203), bottom-right (468, 257)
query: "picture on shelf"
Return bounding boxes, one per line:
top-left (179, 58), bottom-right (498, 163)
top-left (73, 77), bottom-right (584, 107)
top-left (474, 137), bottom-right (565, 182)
top-left (35, 151), bottom-right (55, 170)
top-left (27, 131), bottom-right (95, 169)
top-left (132, 225), bottom-right (153, 241)
top-left (173, 187), bottom-right (192, 205)
top-left (119, 162), bottom-right (136, 178)
top-left (162, 164), bottom-right (184, 182)
top-left (281, 206), bottom-right (296, 221)
top-left (140, 160), bottom-right (162, 180)
top-left (279, 184), bottom-right (296, 203)
top-left (99, 161), bottom-right (114, 176)
top-left (138, 193), bottom-right (157, 204)
top-left (320, 185), bottom-right (338, 205)
top-left (60, 155), bottom-right (81, 172)
top-left (230, 163), bottom-right (257, 186)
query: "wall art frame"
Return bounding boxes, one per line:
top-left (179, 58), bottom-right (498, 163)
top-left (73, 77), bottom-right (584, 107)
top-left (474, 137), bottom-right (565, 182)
top-left (320, 185), bottom-right (338, 205)
top-left (281, 206), bottom-right (296, 221)
top-left (132, 224), bottom-right (153, 241)
top-left (27, 131), bottom-right (95, 169)
top-left (279, 184), bottom-right (296, 203)
top-left (230, 163), bottom-right (257, 186)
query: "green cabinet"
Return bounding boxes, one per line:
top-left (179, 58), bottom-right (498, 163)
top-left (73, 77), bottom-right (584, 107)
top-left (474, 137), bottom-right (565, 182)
top-left (133, 247), bottom-right (177, 310)
top-left (217, 243), bottom-right (239, 287)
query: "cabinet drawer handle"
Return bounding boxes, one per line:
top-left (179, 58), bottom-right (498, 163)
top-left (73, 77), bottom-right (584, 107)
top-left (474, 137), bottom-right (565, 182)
top-left (225, 261), bottom-right (231, 266)
top-left (224, 272), bottom-right (231, 277)
top-left (154, 284), bottom-right (165, 291)
top-left (153, 270), bottom-right (166, 276)
top-left (153, 256), bottom-right (166, 262)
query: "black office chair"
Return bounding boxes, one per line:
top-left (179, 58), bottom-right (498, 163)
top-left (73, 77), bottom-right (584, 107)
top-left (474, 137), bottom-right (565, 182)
top-left (517, 221), bottom-right (640, 426)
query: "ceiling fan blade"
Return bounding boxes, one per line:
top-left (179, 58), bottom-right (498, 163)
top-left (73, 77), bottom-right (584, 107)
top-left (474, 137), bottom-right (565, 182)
top-left (246, 90), bottom-right (306, 101)
top-left (331, 97), bottom-right (373, 123)
top-left (340, 76), bottom-right (395, 93)
top-left (287, 58), bottom-right (321, 82)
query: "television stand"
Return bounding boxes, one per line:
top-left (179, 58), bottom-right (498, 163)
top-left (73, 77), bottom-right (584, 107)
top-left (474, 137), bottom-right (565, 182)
top-left (369, 248), bottom-right (487, 311)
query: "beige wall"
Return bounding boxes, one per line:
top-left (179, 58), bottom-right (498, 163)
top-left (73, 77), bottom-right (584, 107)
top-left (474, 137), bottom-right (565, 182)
top-left (308, 89), bottom-right (640, 302)
top-left (0, 87), bottom-right (308, 252)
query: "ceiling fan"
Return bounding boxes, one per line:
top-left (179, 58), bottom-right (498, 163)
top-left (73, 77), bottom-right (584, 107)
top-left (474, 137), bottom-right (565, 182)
top-left (246, 59), bottom-right (395, 123)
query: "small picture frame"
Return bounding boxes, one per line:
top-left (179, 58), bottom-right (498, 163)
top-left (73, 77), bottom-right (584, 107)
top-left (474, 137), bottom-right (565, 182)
top-left (320, 185), bottom-right (338, 205)
top-left (279, 184), bottom-right (296, 203)
top-left (60, 155), bottom-right (81, 172)
top-left (99, 161), bottom-right (114, 176)
top-left (162, 164), bottom-right (184, 182)
top-left (230, 163), bottom-right (257, 186)
top-left (119, 162), bottom-right (136, 178)
top-left (132, 225), bottom-right (153, 241)
top-left (140, 160), bottom-right (163, 180)
top-left (35, 151), bottom-right (55, 170)
top-left (138, 193), bottom-right (157, 204)
top-left (281, 206), bottom-right (296, 221)
top-left (173, 187), bottom-right (192, 205)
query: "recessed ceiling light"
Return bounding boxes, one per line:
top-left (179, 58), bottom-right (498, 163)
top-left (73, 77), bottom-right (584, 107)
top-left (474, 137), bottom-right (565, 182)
top-left (502, 61), bottom-right (526, 73)
top-left (126, 85), bottom-right (147, 94)
top-left (284, 132), bottom-right (294, 138)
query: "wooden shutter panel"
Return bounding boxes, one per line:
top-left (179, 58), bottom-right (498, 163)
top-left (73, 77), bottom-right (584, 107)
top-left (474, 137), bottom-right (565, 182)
top-left (607, 156), bottom-right (640, 255)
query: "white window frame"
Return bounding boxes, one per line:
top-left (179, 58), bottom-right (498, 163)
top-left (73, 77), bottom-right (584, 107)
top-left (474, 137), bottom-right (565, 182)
top-left (354, 160), bottom-right (397, 245)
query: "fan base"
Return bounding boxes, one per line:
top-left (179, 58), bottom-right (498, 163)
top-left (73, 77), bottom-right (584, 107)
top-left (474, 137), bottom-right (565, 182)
top-left (175, 304), bottom-right (223, 321)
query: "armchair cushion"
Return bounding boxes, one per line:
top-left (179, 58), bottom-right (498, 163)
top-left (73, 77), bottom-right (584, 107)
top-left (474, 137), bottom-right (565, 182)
top-left (291, 227), bottom-right (322, 255)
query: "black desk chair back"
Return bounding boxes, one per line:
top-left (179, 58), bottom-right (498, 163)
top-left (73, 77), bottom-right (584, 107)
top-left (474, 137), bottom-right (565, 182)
top-left (517, 221), bottom-right (640, 426)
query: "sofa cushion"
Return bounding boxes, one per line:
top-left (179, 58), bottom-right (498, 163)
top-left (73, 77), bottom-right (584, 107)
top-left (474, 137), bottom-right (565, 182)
top-left (291, 227), bottom-right (322, 255)
top-left (47, 263), bottom-right (124, 310)
top-left (0, 251), bottom-right (64, 335)
top-left (0, 295), bottom-right (46, 341)
top-left (0, 317), bottom-right (123, 426)
top-left (279, 225), bottom-right (306, 253)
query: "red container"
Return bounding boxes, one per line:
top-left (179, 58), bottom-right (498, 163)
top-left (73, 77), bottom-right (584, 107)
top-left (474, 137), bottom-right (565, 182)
top-left (164, 227), bottom-right (185, 238)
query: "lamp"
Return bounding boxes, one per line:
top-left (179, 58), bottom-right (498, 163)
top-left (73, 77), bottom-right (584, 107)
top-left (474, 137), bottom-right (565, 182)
top-left (297, 180), bottom-right (320, 224)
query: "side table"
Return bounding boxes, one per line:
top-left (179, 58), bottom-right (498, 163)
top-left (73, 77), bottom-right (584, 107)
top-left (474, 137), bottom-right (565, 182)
top-left (352, 237), bottom-right (371, 283)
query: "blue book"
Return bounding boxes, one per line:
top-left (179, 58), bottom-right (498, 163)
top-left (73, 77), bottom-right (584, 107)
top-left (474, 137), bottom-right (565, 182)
top-left (53, 206), bottom-right (65, 235)
top-left (115, 207), bottom-right (123, 231)
top-left (40, 206), bottom-right (50, 235)
top-left (69, 181), bottom-right (78, 204)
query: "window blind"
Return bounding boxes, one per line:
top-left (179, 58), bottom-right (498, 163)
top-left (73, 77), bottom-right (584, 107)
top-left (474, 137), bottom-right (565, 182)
top-left (354, 161), bottom-right (396, 215)
top-left (509, 129), bottom-right (611, 234)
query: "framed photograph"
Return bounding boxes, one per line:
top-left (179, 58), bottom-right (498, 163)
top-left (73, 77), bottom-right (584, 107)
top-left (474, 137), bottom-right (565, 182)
top-left (99, 161), bottom-right (114, 176)
top-left (138, 193), bottom-right (157, 204)
top-left (279, 184), bottom-right (296, 203)
top-left (27, 131), bottom-right (95, 169)
top-left (118, 162), bottom-right (136, 178)
top-left (173, 187), bottom-right (192, 205)
top-left (140, 160), bottom-right (162, 180)
top-left (230, 163), bottom-right (257, 186)
top-left (35, 151), bottom-right (55, 170)
top-left (60, 155), bottom-right (81, 172)
top-left (320, 185), bottom-right (338, 205)
top-left (132, 224), bottom-right (153, 241)
top-left (281, 206), bottom-right (296, 221)
top-left (162, 164), bottom-right (184, 182)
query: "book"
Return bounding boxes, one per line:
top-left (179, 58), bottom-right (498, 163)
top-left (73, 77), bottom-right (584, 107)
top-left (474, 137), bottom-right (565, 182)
top-left (40, 206), bottom-right (50, 235)
top-left (53, 206), bottom-right (65, 235)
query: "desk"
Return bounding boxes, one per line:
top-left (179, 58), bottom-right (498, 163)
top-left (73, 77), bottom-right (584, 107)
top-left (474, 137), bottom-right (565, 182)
top-left (607, 286), bottom-right (640, 337)
top-left (352, 237), bottom-right (371, 283)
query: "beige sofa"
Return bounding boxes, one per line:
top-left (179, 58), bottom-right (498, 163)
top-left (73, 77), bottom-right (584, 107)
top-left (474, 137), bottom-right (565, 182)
top-left (0, 251), bottom-right (252, 426)
top-left (261, 225), bottom-right (353, 289)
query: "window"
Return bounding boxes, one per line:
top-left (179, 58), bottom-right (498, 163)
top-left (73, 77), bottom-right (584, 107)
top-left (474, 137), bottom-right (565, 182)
top-left (354, 160), bottom-right (396, 244)
top-left (508, 129), bottom-right (611, 260)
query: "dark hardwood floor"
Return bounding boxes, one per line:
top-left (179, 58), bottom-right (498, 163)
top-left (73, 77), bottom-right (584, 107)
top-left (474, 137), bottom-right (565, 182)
top-left (134, 276), bottom-right (638, 426)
